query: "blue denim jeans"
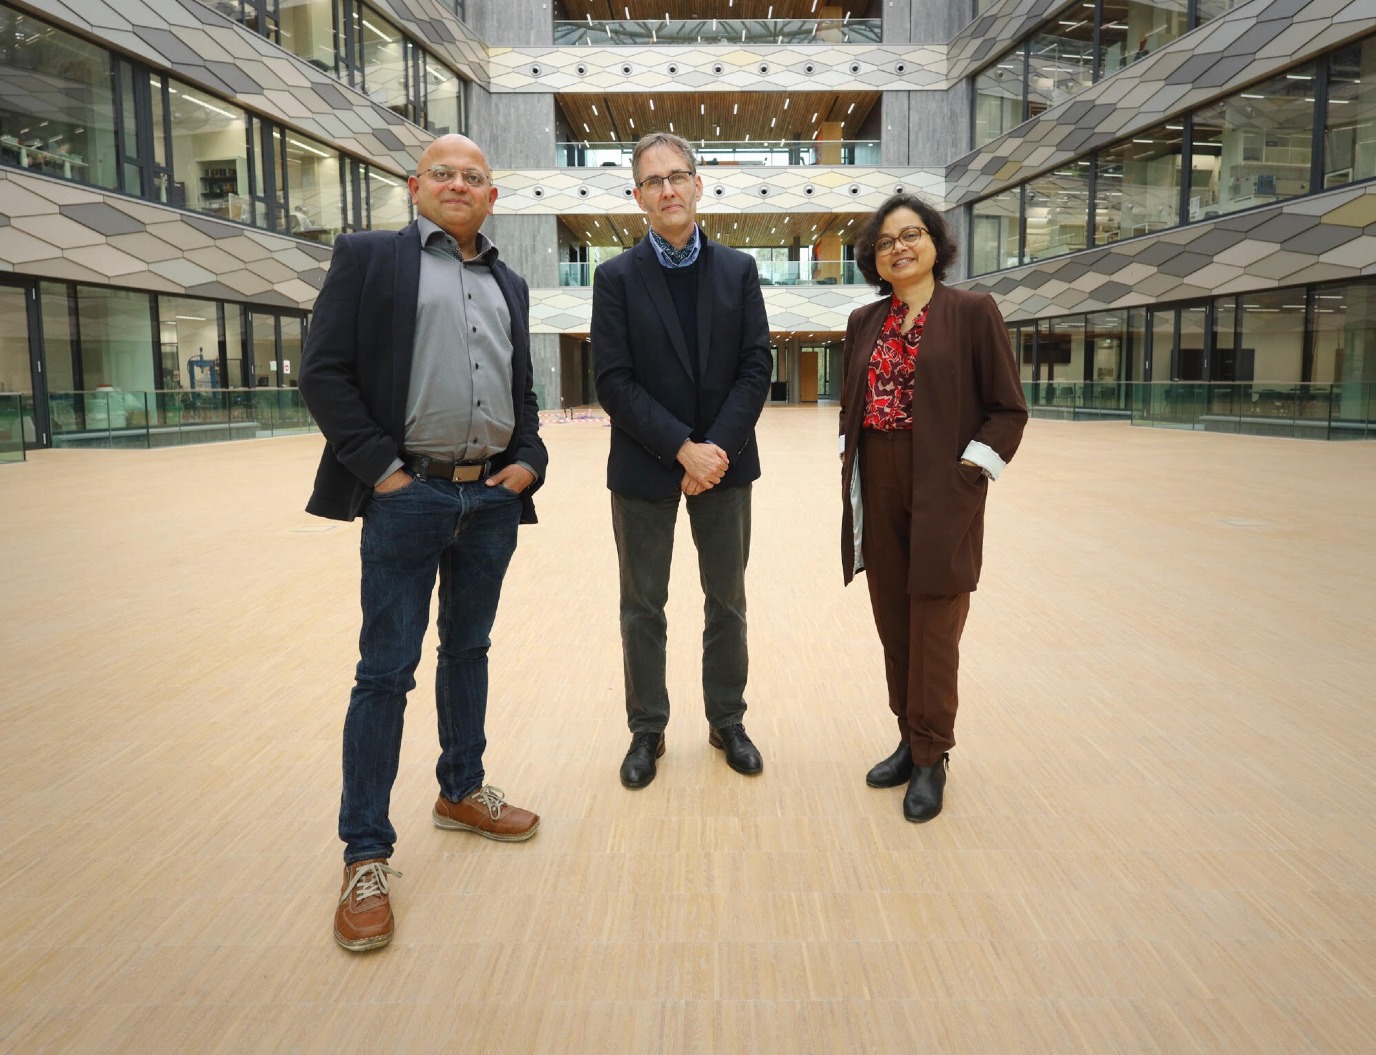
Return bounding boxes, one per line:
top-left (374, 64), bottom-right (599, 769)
top-left (610, 483), bottom-right (751, 734)
top-left (339, 476), bottom-right (521, 864)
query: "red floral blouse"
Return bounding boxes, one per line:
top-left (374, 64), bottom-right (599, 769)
top-left (863, 294), bottom-right (927, 430)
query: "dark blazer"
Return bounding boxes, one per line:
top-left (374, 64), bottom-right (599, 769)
top-left (298, 222), bottom-right (547, 523)
top-left (591, 233), bottom-right (772, 500)
top-left (839, 283), bottom-right (1027, 595)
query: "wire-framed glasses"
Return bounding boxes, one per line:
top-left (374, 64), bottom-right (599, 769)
top-left (637, 170), bottom-right (695, 193)
top-left (419, 166), bottom-right (489, 187)
top-left (873, 226), bottom-right (928, 255)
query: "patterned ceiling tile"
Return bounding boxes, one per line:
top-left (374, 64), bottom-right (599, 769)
top-left (0, 169), bottom-right (330, 308)
top-left (488, 43), bottom-right (949, 92)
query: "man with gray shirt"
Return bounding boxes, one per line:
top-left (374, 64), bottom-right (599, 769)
top-left (300, 134), bottom-right (547, 953)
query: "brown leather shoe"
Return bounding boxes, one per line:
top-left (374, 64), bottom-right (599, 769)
top-left (432, 785), bottom-right (540, 841)
top-left (334, 858), bottom-right (401, 952)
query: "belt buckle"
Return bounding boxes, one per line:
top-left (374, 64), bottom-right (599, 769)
top-left (450, 462), bottom-right (485, 483)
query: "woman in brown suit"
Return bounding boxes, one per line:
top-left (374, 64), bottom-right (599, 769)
top-left (839, 194), bottom-right (1028, 822)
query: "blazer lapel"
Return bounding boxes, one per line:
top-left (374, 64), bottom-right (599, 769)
top-left (694, 238), bottom-right (715, 377)
top-left (391, 222), bottom-right (422, 431)
top-left (490, 260), bottom-right (528, 401)
top-left (633, 238), bottom-right (693, 379)
top-left (845, 298), bottom-right (888, 421)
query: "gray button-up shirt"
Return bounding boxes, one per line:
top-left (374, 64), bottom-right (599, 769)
top-left (385, 218), bottom-right (515, 478)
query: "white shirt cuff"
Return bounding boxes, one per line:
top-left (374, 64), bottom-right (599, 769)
top-left (961, 440), bottom-right (1006, 481)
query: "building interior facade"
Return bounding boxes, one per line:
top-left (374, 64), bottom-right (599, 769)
top-left (1, 0), bottom-right (1374, 455)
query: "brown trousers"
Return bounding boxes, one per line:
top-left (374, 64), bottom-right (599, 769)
top-left (860, 429), bottom-right (971, 767)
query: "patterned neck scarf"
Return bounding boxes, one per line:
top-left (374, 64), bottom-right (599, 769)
top-left (649, 225), bottom-right (701, 269)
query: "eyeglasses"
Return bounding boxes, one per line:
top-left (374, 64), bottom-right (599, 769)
top-left (873, 226), bottom-right (928, 255)
top-left (636, 170), bottom-right (695, 193)
top-left (418, 165), bottom-right (490, 188)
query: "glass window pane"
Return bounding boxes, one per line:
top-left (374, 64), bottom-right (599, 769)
top-left (250, 311), bottom-right (278, 388)
top-left (973, 52), bottom-right (1024, 149)
top-left (970, 188), bottom-right (1021, 275)
top-left (1313, 281), bottom-right (1376, 400)
top-left (1034, 316), bottom-right (1083, 386)
top-left (1098, 1), bottom-right (1189, 75)
top-left (167, 79), bottom-right (251, 223)
top-left (157, 295), bottom-right (222, 391)
top-left (425, 58), bottom-right (462, 136)
top-left (364, 166), bottom-right (410, 229)
top-left (1026, 25), bottom-right (1095, 121)
top-left (224, 304), bottom-right (247, 388)
top-left (0, 8), bottom-right (119, 190)
top-left (1239, 290), bottom-right (1307, 382)
top-left (75, 286), bottom-right (155, 391)
top-left (1094, 122), bottom-right (1182, 244)
top-left (1193, 0), bottom-right (1242, 27)
top-left (278, 0), bottom-right (336, 73)
top-left (358, 6), bottom-right (410, 120)
top-left (283, 134), bottom-right (343, 244)
top-left (39, 283), bottom-right (75, 392)
top-left (1190, 64), bottom-right (1316, 222)
top-left (0, 285), bottom-right (31, 395)
top-left (1212, 295), bottom-right (1239, 380)
top-left (1087, 311), bottom-right (1128, 382)
top-left (1025, 163), bottom-right (1089, 262)
top-left (1325, 40), bottom-right (1376, 189)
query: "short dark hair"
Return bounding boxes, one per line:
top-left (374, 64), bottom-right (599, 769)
top-left (630, 132), bottom-right (696, 183)
top-left (854, 193), bottom-right (958, 293)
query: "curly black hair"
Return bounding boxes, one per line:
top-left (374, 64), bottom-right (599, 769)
top-left (854, 193), bottom-right (958, 294)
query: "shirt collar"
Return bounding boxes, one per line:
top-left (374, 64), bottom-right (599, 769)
top-left (417, 216), bottom-right (499, 265)
top-left (648, 224), bottom-right (701, 269)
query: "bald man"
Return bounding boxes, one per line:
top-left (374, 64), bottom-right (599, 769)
top-left (300, 134), bottom-right (548, 952)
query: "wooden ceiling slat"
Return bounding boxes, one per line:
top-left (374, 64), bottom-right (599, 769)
top-left (559, 2), bottom-right (873, 22)
top-left (558, 91), bottom-right (878, 145)
top-left (558, 211), bottom-right (865, 248)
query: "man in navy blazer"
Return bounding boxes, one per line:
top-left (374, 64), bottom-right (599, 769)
top-left (300, 134), bottom-right (547, 952)
top-left (593, 132), bottom-right (772, 790)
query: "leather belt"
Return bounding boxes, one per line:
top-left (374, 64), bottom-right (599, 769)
top-left (402, 453), bottom-right (491, 483)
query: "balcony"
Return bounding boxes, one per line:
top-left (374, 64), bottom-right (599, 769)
top-left (557, 139), bottom-right (881, 167)
top-left (553, 18), bottom-right (881, 46)
top-left (557, 258), bottom-right (863, 286)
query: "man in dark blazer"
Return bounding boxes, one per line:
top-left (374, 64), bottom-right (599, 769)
top-left (592, 132), bottom-right (772, 790)
top-left (299, 134), bottom-right (547, 953)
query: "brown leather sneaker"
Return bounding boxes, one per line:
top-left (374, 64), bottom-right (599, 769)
top-left (432, 785), bottom-right (540, 842)
top-left (334, 858), bottom-right (402, 952)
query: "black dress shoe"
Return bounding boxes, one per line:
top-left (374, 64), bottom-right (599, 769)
top-left (708, 723), bottom-right (763, 775)
top-left (865, 742), bottom-right (914, 788)
top-left (903, 754), bottom-right (949, 823)
top-left (620, 731), bottom-right (665, 789)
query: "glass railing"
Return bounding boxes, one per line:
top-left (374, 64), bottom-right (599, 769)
top-left (0, 392), bottom-right (25, 463)
top-left (48, 388), bottom-right (320, 450)
top-left (553, 18), bottom-right (881, 46)
top-left (557, 259), bottom-right (865, 286)
top-left (1023, 381), bottom-right (1376, 439)
top-left (557, 141), bottom-right (882, 168)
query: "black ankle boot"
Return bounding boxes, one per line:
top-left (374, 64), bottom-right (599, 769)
top-left (865, 742), bottom-right (914, 788)
top-left (903, 754), bottom-right (949, 823)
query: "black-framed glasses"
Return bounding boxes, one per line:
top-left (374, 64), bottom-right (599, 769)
top-left (873, 226), bottom-right (928, 254)
top-left (637, 170), bottom-right (695, 193)
top-left (418, 165), bottom-right (489, 188)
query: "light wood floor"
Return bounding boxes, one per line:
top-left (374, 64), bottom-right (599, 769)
top-left (1, 410), bottom-right (1374, 1054)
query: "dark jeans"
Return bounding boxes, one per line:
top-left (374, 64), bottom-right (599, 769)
top-left (339, 476), bottom-right (521, 864)
top-left (610, 483), bottom-right (752, 733)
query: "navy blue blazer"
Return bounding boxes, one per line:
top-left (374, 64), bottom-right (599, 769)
top-left (299, 221), bottom-right (547, 523)
top-left (591, 233), bottom-right (771, 500)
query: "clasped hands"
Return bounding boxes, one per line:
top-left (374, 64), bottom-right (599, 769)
top-left (678, 440), bottom-right (728, 496)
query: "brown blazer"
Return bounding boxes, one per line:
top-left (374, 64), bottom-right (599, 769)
top-left (838, 283), bottom-right (1028, 595)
